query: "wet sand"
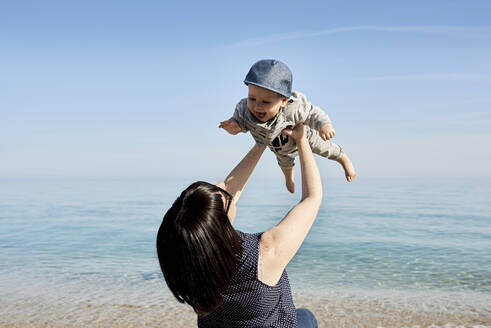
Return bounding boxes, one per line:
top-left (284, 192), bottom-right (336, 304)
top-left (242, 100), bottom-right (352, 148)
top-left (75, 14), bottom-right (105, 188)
top-left (1, 291), bottom-right (490, 328)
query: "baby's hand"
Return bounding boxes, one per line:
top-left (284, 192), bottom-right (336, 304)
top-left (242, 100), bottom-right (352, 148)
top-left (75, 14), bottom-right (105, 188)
top-left (219, 119), bottom-right (241, 135)
top-left (319, 123), bottom-right (336, 141)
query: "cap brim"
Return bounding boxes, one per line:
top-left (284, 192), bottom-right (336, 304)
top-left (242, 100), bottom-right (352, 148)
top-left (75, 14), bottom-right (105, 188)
top-left (243, 81), bottom-right (291, 98)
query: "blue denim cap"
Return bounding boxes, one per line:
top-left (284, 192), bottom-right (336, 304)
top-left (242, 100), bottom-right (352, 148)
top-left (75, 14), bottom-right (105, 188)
top-left (244, 59), bottom-right (292, 98)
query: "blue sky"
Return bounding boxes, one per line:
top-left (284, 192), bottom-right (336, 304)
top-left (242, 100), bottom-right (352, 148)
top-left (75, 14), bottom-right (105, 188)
top-left (1, 0), bottom-right (490, 180)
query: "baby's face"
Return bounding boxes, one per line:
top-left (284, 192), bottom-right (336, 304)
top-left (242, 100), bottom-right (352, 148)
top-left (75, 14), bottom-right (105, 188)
top-left (247, 84), bottom-right (288, 122)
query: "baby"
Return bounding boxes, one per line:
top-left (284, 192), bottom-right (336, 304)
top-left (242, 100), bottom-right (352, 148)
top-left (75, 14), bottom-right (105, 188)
top-left (220, 59), bottom-right (356, 193)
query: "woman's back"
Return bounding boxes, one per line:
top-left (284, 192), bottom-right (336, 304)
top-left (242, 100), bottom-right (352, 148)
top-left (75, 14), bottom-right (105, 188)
top-left (198, 231), bottom-right (297, 328)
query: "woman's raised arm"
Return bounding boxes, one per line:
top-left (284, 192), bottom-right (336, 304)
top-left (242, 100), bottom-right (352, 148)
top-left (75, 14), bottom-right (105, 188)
top-left (218, 144), bottom-right (266, 205)
top-left (259, 123), bottom-right (323, 286)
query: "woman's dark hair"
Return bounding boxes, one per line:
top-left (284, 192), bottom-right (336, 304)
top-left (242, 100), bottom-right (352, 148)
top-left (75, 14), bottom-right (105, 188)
top-left (156, 181), bottom-right (243, 315)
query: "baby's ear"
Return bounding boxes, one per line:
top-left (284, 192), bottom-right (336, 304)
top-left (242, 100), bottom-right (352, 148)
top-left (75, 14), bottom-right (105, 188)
top-left (281, 97), bottom-right (289, 106)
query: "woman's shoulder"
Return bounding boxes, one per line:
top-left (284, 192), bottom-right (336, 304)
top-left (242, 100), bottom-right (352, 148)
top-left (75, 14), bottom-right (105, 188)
top-left (235, 230), bottom-right (263, 258)
top-left (235, 230), bottom-right (263, 251)
top-left (228, 230), bottom-right (263, 283)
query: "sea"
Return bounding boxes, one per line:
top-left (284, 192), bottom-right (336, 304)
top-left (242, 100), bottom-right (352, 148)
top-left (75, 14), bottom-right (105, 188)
top-left (1, 177), bottom-right (490, 327)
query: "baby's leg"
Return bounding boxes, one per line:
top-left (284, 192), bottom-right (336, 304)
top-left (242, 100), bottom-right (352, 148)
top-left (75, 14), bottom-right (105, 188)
top-left (308, 129), bottom-right (356, 182)
top-left (274, 151), bottom-right (296, 193)
top-left (336, 153), bottom-right (356, 182)
top-left (281, 167), bottom-right (295, 193)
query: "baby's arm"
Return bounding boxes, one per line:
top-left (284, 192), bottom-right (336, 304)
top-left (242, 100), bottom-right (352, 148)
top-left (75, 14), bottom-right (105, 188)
top-left (319, 122), bottom-right (336, 141)
top-left (298, 93), bottom-right (335, 141)
top-left (219, 99), bottom-right (249, 135)
top-left (219, 119), bottom-right (241, 135)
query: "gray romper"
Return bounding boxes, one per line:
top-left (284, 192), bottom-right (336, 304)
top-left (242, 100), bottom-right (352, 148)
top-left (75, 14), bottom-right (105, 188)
top-left (232, 90), bottom-right (344, 168)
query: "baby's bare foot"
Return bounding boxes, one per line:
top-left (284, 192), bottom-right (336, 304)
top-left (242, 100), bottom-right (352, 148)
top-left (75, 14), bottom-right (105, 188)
top-left (337, 154), bottom-right (356, 182)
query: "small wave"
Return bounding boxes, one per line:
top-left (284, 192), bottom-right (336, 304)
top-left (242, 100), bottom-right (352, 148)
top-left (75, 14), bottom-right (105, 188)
top-left (142, 271), bottom-right (161, 281)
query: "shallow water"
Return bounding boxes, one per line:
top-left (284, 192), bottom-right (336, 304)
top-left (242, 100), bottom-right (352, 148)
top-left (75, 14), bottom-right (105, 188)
top-left (1, 177), bottom-right (490, 326)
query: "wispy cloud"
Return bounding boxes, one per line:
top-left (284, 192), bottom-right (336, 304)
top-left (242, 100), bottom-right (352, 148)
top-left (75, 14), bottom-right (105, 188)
top-left (357, 73), bottom-right (491, 81)
top-left (229, 25), bottom-right (491, 48)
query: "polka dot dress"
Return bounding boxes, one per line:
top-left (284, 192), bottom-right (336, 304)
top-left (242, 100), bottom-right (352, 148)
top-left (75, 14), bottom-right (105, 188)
top-left (198, 231), bottom-right (297, 328)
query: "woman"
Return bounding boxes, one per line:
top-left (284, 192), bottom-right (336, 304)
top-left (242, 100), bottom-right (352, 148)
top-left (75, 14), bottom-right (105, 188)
top-left (156, 123), bottom-right (321, 327)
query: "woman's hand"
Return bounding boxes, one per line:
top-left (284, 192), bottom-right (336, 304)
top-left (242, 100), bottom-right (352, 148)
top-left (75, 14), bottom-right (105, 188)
top-left (281, 123), bottom-right (305, 142)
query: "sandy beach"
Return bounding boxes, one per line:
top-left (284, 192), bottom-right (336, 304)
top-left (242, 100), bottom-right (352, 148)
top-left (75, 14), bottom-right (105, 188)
top-left (2, 290), bottom-right (490, 328)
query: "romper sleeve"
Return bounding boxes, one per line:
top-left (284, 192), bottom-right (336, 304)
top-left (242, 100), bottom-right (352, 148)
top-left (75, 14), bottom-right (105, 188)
top-left (292, 91), bottom-right (332, 131)
top-left (232, 99), bottom-right (250, 133)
